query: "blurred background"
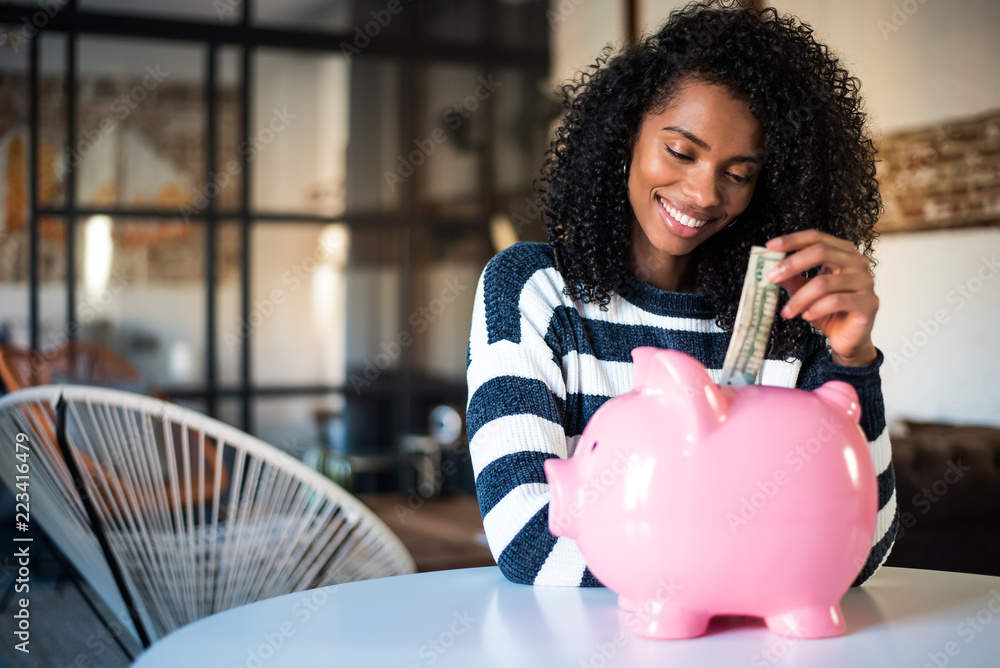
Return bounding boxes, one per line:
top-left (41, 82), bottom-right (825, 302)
top-left (1, 2), bottom-right (999, 665)
top-left (0, 0), bottom-right (998, 490)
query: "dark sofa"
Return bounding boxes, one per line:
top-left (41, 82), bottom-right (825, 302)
top-left (885, 420), bottom-right (1000, 577)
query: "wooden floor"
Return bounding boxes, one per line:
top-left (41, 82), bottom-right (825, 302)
top-left (359, 492), bottom-right (496, 573)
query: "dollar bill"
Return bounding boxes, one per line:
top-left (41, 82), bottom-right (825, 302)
top-left (720, 246), bottom-right (786, 386)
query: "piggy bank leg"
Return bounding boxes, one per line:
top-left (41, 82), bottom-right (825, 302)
top-left (764, 603), bottom-right (846, 638)
top-left (622, 605), bottom-right (711, 639)
top-left (618, 594), bottom-right (635, 612)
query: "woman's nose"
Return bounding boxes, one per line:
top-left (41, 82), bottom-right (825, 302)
top-left (683, 166), bottom-right (722, 209)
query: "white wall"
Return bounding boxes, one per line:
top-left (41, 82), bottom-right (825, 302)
top-left (551, 0), bottom-right (1000, 426)
top-left (871, 228), bottom-right (1000, 426)
top-left (770, 0), bottom-right (1000, 134)
top-left (550, 0), bottom-right (626, 88)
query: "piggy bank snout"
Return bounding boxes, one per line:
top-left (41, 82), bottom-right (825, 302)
top-left (544, 458), bottom-right (577, 539)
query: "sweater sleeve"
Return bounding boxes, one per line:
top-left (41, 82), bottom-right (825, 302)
top-left (466, 246), bottom-right (599, 586)
top-left (795, 337), bottom-right (899, 586)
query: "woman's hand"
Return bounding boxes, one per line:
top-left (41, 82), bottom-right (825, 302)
top-left (764, 230), bottom-right (879, 366)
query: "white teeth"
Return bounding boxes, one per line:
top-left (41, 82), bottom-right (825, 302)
top-left (658, 198), bottom-right (708, 228)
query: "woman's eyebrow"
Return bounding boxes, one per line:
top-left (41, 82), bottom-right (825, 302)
top-left (662, 125), bottom-right (709, 149)
top-left (662, 125), bottom-right (763, 164)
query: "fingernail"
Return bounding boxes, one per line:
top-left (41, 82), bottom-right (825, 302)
top-left (781, 305), bottom-right (792, 318)
top-left (767, 268), bottom-right (781, 282)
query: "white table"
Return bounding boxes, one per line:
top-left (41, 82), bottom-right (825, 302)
top-left (133, 566), bottom-right (1000, 667)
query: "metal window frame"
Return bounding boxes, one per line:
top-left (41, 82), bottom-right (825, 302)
top-left (5, 0), bottom-right (549, 440)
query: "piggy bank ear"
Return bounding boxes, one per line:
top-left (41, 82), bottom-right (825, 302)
top-left (630, 347), bottom-right (660, 390)
top-left (813, 381), bottom-right (862, 424)
top-left (631, 347), bottom-right (729, 440)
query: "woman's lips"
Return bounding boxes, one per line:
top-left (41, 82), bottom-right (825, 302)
top-left (656, 196), bottom-right (717, 237)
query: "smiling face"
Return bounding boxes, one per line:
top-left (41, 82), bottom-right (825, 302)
top-left (627, 77), bottom-right (764, 290)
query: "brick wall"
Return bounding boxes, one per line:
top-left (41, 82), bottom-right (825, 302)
top-left (876, 110), bottom-right (1000, 233)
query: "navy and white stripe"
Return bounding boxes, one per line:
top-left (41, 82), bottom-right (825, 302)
top-left (467, 242), bottom-right (898, 587)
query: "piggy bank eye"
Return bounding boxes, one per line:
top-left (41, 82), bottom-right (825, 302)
top-left (590, 440), bottom-right (598, 452)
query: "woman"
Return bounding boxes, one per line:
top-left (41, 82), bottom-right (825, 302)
top-left (466, 0), bottom-right (898, 587)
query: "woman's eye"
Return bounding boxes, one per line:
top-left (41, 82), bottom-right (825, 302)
top-left (665, 146), bottom-right (692, 161)
top-left (728, 173), bottom-right (751, 185)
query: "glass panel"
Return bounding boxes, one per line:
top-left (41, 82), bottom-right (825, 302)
top-left (254, 0), bottom-right (352, 32)
top-left (492, 66), bottom-right (552, 244)
top-left (341, 226), bottom-right (403, 476)
top-left (215, 46), bottom-right (242, 213)
top-left (80, 0), bottom-right (241, 24)
top-left (77, 36), bottom-right (204, 211)
top-left (174, 397), bottom-right (206, 415)
top-left (421, 0), bottom-right (483, 44)
top-left (216, 219), bottom-right (242, 386)
top-left (343, 226), bottom-right (401, 384)
top-left (37, 216), bottom-right (69, 355)
top-left (215, 398), bottom-right (242, 432)
top-left (40, 33), bottom-right (66, 209)
top-left (344, 57), bottom-right (400, 213)
top-left (252, 51), bottom-right (399, 215)
top-left (253, 394), bottom-right (345, 459)
top-left (249, 222), bottom-right (352, 387)
top-left (0, 212), bottom-right (66, 352)
top-left (73, 216), bottom-right (206, 391)
top-left (409, 224), bottom-right (490, 383)
top-left (418, 63), bottom-right (486, 216)
top-left (0, 31), bottom-right (30, 346)
top-left (493, 67), bottom-right (549, 205)
top-left (497, 0), bottom-right (548, 48)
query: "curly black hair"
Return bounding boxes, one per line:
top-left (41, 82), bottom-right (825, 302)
top-left (538, 0), bottom-right (881, 359)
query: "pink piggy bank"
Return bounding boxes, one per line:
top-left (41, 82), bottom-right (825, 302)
top-left (544, 347), bottom-right (877, 639)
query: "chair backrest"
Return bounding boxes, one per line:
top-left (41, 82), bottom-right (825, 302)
top-left (0, 385), bottom-right (416, 645)
top-left (0, 342), bottom-right (226, 508)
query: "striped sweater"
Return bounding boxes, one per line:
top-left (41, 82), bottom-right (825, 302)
top-left (466, 242), bottom-right (899, 587)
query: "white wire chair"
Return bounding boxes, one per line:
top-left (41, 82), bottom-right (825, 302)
top-left (0, 385), bottom-right (415, 646)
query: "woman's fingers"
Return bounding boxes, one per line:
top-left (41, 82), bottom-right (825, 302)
top-left (780, 272), bottom-right (873, 319)
top-left (765, 229), bottom-right (856, 254)
top-left (766, 242), bottom-right (868, 285)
